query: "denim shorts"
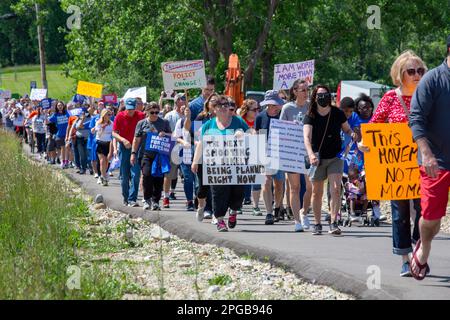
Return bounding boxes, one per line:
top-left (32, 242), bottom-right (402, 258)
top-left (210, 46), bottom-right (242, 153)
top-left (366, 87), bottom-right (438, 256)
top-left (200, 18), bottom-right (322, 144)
top-left (265, 168), bottom-right (285, 181)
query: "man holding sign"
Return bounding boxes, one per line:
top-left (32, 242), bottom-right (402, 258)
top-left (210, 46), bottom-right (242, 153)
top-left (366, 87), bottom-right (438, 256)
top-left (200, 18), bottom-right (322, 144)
top-left (408, 36), bottom-right (450, 281)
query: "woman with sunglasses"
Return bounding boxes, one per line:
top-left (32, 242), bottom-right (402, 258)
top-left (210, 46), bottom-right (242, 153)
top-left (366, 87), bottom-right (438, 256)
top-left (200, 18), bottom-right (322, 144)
top-left (280, 79), bottom-right (312, 232)
top-left (358, 50), bottom-right (428, 277)
top-left (239, 99), bottom-right (262, 215)
top-left (131, 102), bottom-right (172, 211)
top-left (303, 85), bottom-right (357, 236)
top-left (192, 95), bottom-right (249, 232)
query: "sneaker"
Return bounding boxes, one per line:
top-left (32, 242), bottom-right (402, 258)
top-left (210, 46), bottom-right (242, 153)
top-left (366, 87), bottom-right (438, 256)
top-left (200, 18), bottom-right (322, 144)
top-left (243, 199), bottom-right (252, 205)
top-left (97, 177), bottom-right (102, 184)
top-left (60, 163), bottom-right (65, 169)
top-left (196, 207), bottom-right (205, 222)
top-left (211, 216), bottom-right (218, 225)
top-left (329, 222), bottom-right (342, 235)
top-left (186, 201), bottom-right (195, 211)
top-left (279, 208), bottom-right (286, 221)
top-left (350, 213), bottom-right (360, 223)
top-left (236, 209), bottom-right (243, 215)
top-left (294, 222), bottom-right (304, 232)
top-left (286, 207), bottom-right (294, 220)
top-left (265, 213), bottom-right (274, 225)
top-left (228, 213), bottom-right (237, 229)
top-left (152, 202), bottom-right (161, 211)
top-left (94, 173), bottom-right (99, 179)
top-left (325, 213), bottom-right (331, 223)
top-left (400, 261), bottom-right (411, 277)
top-left (128, 201), bottom-right (139, 207)
top-left (252, 207), bottom-right (262, 216)
top-left (123, 200), bottom-right (129, 207)
top-left (101, 177), bottom-right (108, 186)
top-left (169, 192), bottom-right (176, 200)
top-left (204, 211), bottom-right (213, 219)
top-left (217, 220), bottom-right (228, 232)
top-left (75, 168), bottom-right (81, 174)
top-left (108, 172), bottom-right (114, 177)
top-left (379, 214), bottom-right (387, 222)
top-left (163, 197), bottom-right (170, 208)
top-left (79, 169), bottom-right (86, 174)
top-left (312, 224), bottom-right (323, 235)
top-left (89, 169), bottom-right (94, 175)
top-left (273, 207), bottom-right (280, 222)
top-left (301, 213), bottom-right (311, 230)
top-left (143, 201), bottom-right (151, 210)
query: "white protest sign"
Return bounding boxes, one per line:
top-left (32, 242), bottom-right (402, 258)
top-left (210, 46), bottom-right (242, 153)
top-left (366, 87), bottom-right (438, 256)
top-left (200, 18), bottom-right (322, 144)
top-left (30, 88), bottom-right (47, 101)
top-left (267, 119), bottom-right (307, 174)
top-left (161, 60), bottom-right (207, 91)
top-left (122, 87), bottom-right (147, 103)
top-left (202, 134), bottom-right (266, 185)
top-left (273, 59), bottom-right (315, 90)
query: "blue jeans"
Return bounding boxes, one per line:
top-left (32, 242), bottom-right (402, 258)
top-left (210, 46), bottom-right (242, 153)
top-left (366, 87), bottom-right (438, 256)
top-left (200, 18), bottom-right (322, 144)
top-left (391, 199), bottom-right (421, 255)
top-left (300, 174), bottom-right (307, 209)
top-left (119, 144), bottom-right (141, 203)
top-left (76, 137), bottom-right (88, 170)
top-left (244, 185), bottom-right (251, 201)
top-left (180, 163), bottom-right (195, 201)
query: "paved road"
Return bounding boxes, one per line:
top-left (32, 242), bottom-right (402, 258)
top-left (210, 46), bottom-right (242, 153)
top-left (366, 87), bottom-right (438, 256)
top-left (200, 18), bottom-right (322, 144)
top-left (29, 151), bottom-right (450, 300)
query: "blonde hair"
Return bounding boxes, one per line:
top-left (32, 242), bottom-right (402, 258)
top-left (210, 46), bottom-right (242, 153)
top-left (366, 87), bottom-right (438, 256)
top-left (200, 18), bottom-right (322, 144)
top-left (96, 109), bottom-right (111, 126)
top-left (390, 50), bottom-right (427, 87)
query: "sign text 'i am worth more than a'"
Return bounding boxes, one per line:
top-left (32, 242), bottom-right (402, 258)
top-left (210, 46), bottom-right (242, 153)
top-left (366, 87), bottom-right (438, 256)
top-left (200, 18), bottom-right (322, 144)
top-left (361, 123), bottom-right (420, 200)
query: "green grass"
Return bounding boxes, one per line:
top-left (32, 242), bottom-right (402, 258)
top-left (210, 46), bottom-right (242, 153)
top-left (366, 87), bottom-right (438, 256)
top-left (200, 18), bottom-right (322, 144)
top-left (0, 64), bottom-right (75, 102)
top-left (0, 131), bottom-right (142, 299)
top-left (208, 274), bottom-right (233, 286)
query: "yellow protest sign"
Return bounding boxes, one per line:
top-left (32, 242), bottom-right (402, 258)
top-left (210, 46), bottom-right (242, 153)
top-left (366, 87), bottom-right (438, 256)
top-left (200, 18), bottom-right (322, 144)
top-left (77, 81), bottom-right (103, 98)
top-left (361, 123), bottom-right (420, 200)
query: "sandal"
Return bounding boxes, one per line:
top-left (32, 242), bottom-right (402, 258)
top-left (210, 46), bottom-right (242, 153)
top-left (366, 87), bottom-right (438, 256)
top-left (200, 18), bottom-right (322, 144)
top-left (410, 239), bottom-right (429, 281)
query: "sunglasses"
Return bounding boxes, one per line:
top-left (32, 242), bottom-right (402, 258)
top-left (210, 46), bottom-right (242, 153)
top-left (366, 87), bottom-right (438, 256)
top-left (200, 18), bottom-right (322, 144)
top-left (405, 68), bottom-right (425, 76)
top-left (216, 103), bottom-right (231, 109)
top-left (148, 111), bottom-right (159, 115)
top-left (316, 93), bottom-right (331, 99)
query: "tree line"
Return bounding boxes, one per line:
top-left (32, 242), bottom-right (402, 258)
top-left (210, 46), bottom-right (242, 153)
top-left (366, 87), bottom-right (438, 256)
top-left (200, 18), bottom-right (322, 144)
top-left (1, 0), bottom-right (449, 97)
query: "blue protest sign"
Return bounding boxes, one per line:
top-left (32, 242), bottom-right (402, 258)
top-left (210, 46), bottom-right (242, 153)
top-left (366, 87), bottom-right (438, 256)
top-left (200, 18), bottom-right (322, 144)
top-left (145, 133), bottom-right (175, 155)
top-left (69, 108), bottom-right (83, 117)
top-left (39, 98), bottom-right (53, 109)
top-left (72, 94), bottom-right (86, 104)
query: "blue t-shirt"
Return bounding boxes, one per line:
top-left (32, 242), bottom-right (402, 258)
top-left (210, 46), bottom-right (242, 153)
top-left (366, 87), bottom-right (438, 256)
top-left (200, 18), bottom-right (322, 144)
top-left (201, 116), bottom-right (249, 136)
top-left (189, 96), bottom-right (205, 121)
top-left (48, 112), bottom-right (70, 138)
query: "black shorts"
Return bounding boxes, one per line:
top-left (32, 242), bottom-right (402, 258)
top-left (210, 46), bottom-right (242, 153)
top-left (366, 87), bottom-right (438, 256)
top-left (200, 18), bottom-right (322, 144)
top-left (55, 137), bottom-right (65, 149)
top-left (47, 137), bottom-right (56, 152)
top-left (96, 140), bottom-right (111, 156)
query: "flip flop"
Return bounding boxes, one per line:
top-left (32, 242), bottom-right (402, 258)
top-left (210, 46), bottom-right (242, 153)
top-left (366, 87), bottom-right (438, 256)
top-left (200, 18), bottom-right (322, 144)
top-left (410, 239), bottom-right (429, 281)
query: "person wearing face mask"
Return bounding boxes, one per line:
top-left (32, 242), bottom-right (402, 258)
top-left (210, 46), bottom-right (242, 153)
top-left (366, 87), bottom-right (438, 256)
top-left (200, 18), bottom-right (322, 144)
top-left (303, 85), bottom-right (357, 236)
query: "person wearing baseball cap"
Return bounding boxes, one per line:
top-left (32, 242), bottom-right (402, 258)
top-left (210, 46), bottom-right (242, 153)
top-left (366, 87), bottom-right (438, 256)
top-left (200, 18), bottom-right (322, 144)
top-left (112, 97), bottom-right (145, 206)
top-left (256, 90), bottom-right (286, 225)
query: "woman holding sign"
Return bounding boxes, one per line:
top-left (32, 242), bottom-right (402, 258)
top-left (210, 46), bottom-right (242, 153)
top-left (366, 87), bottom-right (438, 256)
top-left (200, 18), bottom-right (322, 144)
top-left (303, 85), bottom-right (357, 236)
top-left (358, 50), bottom-right (428, 277)
top-left (131, 102), bottom-right (172, 211)
top-left (191, 95), bottom-right (249, 232)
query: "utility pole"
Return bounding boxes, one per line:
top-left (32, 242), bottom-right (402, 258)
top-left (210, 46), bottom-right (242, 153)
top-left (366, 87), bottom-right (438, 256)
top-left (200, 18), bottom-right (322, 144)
top-left (35, 2), bottom-right (48, 90)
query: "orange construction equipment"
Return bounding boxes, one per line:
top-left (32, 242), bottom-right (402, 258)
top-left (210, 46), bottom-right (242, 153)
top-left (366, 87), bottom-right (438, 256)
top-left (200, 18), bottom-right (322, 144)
top-left (224, 54), bottom-right (244, 108)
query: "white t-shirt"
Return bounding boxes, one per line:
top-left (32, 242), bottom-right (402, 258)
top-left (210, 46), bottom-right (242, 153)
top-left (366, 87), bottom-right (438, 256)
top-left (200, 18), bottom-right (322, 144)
top-left (32, 114), bottom-right (47, 134)
top-left (95, 122), bottom-right (113, 142)
top-left (174, 117), bottom-right (192, 164)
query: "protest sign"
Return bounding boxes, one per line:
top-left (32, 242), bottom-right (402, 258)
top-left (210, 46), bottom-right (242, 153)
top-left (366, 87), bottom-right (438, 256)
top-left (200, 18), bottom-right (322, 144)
top-left (161, 60), bottom-right (207, 91)
top-left (13, 115), bottom-right (24, 127)
top-left (69, 108), bottom-right (83, 117)
top-left (102, 93), bottom-right (117, 104)
top-left (273, 59), bottom-right (315, 90)
top-left (145, 134), bottom-right (175, 156)
top-left (71, 94), bottom-right (86, 104)
top-left (30, 88), bottom-right (47, 101)
top-left (361, 123), bottom-right (420, 200)
top-left (0, 89), bottom-right (11, 99)
top-left (122, 87), bottom-right (147, 103)
top-left (30, 81), bottom-right (37, 90)
top-left (39, 98), bottom-right (53, 110)
top-left (77, 81), bottom-right (103, 98)
top-left (267, 119), bottom-right (307, 174)
top-left (202, 134), bottom-right (266, 185)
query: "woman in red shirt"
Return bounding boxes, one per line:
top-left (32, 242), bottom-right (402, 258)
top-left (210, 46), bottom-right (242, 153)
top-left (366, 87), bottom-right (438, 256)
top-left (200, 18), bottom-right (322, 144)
top-left (360, 50), bottom-right (428, 277)
top-left (238, 99), bottom-right (261, 214)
